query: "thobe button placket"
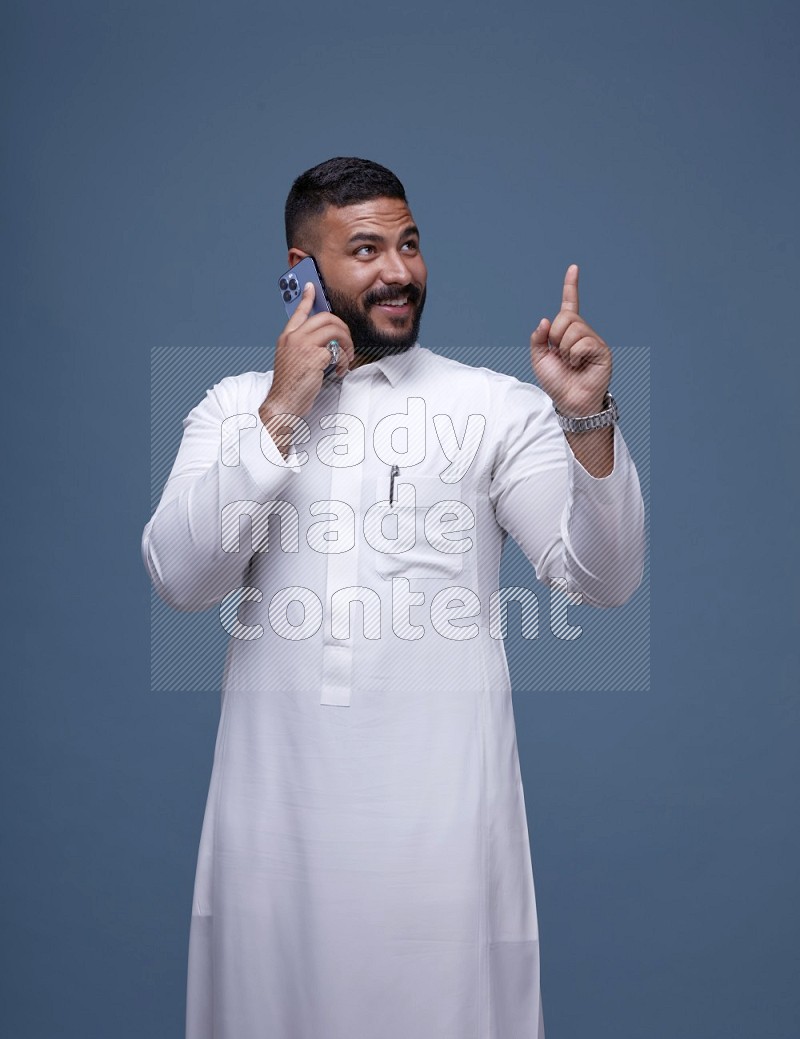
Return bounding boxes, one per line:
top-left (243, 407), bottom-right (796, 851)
top-left (319, 367), bottom-right (375, 707)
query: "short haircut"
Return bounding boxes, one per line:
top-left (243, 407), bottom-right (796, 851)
top-left (285, 156), bottom-right (407, 251)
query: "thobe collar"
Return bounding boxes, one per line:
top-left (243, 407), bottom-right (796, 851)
top-left (328, 343), bottom-right (422, 389)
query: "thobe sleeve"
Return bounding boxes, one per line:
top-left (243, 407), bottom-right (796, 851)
top-left (141, 374), bottom-right (302, 612)
top-left (489, 378), bottom-right (645, 607)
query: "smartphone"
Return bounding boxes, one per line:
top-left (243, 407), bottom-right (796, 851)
top-left (279, 256), bottom-right (332, 319)
top-left (278, 256), bottom-right (337, 374)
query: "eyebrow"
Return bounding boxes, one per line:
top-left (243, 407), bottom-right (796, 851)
top-left (347, 224), bottom-right (420, 245)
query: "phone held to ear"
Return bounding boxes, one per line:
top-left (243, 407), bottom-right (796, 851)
top-left (278, 256), bottom-right (337, 375)
top-left (279, 256), bottom-right (332, 318)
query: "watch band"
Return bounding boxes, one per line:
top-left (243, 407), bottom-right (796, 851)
top-left (554, 391), bottom-right (619, 432)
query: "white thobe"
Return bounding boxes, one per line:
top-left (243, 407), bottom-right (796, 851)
top-left (142, 343), bottom-right (644, 1039)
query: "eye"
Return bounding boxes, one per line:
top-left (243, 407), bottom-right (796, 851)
top-left (355, 245), bottom-right (375, 256)
top-left (401, 240), bottom-right (419, 253)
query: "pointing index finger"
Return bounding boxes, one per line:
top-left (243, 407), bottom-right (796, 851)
top-left (561, 263), bottom-right (580, 313)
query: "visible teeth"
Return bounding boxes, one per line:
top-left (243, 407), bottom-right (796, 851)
top-left (381, 297), bottom-right (408, 306)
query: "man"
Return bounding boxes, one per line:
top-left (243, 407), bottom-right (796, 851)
top-left (142, 156), bottom-right (644, 1039)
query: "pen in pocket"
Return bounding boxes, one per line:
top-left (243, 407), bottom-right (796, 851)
top-left (389, 464), bottom-right (400, 507)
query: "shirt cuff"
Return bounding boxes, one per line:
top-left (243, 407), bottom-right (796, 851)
top-left (565, 424), bottom-right (632, 504)
top-left (236, 419), bottom-right (304, 493)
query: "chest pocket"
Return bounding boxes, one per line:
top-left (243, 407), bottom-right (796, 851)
top-left (368, 474), bottom-right (474, 580)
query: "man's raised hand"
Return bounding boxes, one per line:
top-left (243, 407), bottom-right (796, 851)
top-left (530, 264), bottom-right (612, 418)
top-left (261, 281), bottom-right (354, 424)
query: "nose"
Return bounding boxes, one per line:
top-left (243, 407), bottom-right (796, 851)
top-left (379, 248), bottom-right (414, 286)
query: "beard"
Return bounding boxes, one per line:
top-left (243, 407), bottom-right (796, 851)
top-left (324, 283), bottom-right (426, 362)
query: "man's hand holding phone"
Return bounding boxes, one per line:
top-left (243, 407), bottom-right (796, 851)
top-left (259, 282), bottom-right (354, 458)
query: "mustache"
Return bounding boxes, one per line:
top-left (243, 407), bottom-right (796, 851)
top-left (365, 284), bottom-right (423, 307)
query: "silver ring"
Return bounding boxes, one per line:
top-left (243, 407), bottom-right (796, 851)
top-left (326, 339), bottom-right (340, 367)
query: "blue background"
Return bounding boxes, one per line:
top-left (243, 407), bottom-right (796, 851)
top-left (2, 1), bottom-right (797, 1036)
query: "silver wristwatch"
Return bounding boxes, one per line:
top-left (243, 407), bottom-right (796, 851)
top-left (554, 392), bottom-right (619, 432)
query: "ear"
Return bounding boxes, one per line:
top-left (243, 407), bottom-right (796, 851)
top-left (288, 247), bottom-right (310, 268)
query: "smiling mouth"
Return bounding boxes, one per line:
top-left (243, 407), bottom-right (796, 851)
top-left (372, 295), bottom-right (413, 314)
top-left (368, 283), bottom-right (420, 306)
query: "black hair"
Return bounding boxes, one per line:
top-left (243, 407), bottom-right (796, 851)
top-left (285, 156), bottom-right (407, 250)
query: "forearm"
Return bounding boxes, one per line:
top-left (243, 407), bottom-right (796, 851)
top-left (143, 384), bottom-right (300, 611)
top-left (560, 424), bottom-right (645, 607)
top-left (143, 464), bottom-right (259, 612)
